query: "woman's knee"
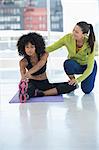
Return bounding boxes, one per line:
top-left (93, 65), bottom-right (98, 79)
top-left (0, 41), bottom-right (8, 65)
top-left (82, 88), bottom-right (92, 94)
top-left (81, 84), bottom-right (93, 94)
top-left (63, 59), bottom-right (74, 74)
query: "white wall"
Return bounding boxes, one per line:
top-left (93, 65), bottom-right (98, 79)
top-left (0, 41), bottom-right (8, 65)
top-left (61, 0), bottom-right (99, 33)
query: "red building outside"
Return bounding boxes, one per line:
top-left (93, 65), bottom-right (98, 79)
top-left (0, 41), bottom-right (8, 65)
top-left (24, 7), bottom-right (47, 31)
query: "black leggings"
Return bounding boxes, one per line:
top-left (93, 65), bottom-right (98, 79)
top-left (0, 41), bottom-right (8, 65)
top-left (27, 79), bottom-right (76, 98)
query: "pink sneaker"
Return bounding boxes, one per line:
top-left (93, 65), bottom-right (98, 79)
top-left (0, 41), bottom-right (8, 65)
top-left (19, 80), bottom-right (29, 103)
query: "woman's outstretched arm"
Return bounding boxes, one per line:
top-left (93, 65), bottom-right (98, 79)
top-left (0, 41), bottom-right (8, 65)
top-left (24, 52), bottom-right (49, 78)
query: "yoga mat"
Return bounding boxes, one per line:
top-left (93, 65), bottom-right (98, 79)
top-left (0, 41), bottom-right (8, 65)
top-left (9, 92), bottom-right (64, 103)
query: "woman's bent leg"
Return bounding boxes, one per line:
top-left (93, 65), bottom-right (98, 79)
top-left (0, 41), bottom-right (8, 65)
top-left (64, 59), bottom-right (86, 75)
top-left (34, 80), bottom-right (77, 96)
top-left (63, 59), bottom-right (86, 80)
top-left (43, 82), bottom-right (77, 96)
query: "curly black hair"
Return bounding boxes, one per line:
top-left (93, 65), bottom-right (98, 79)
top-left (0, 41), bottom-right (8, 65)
top-left (17, 32), bottom-right (46, 59)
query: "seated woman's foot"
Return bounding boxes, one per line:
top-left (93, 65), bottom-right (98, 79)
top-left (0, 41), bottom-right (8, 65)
top-left (35, 89), bottom-right (44, 97)
top-left (19, 92), bottom-right (29, 103)
top-left (19, 80), bottom-right (29, 103)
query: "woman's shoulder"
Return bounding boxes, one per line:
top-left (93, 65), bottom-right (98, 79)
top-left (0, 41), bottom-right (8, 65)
top-left (21, 57), bottom-right (28, 61)
top-left (63, 33), bottom-right (73, 42)
top-left (19, 57), bottom-right (28, 65)
top-left (64, 33), bottom-right (72, 37)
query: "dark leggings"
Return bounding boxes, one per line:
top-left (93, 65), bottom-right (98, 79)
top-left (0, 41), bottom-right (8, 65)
top-left (27, 79), bottom-right (76, 98)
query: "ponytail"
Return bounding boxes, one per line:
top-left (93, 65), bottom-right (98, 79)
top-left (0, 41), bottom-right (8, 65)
top-left (77, 21), bottom-right (96, 53)
top-left (88, 24), bottom-right (95, 53)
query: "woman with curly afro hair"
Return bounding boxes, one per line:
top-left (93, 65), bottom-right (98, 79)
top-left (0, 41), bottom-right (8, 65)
top-left (17, 32), bottom-right (77, 103)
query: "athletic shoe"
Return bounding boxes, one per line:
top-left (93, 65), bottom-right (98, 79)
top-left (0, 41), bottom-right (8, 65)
top-left (19, 80), bottom-right (29, 103)
top-left (76, 84), bottom-right (79, 89)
